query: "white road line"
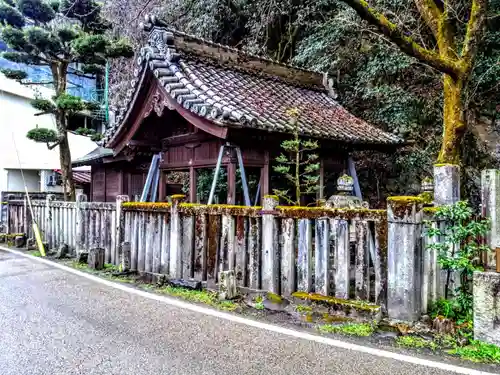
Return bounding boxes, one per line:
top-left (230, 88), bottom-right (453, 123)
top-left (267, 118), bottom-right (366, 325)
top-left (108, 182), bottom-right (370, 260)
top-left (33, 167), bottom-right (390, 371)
top-left (1, 247), bottom-right (498, 375)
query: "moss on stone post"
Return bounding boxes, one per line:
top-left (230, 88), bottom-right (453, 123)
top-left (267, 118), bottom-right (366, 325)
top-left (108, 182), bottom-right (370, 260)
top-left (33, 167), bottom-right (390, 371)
top-left (387, 196), bottom-right (425, 321)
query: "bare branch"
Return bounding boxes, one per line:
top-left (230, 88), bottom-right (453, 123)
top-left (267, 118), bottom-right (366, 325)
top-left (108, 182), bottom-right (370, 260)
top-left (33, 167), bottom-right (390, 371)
top-left (46, 141), bottom-right (60, 150)
top-left (339, 0), bottom-right (461, 77)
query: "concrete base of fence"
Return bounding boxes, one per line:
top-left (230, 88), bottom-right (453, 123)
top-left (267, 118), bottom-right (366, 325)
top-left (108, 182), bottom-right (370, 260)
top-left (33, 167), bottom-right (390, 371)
top-left (434, 165), bottom-right (460, 206)
top-left (88, 248), bottom-right (105, 270)
top-left (474, 271), bottom-right (500, 346)
top-left (219, 270), bottom-right (238, 300)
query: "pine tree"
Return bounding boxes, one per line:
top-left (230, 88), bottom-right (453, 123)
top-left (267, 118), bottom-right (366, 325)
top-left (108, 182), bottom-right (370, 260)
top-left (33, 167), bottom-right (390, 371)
top-left (273, 108), bottom-right (320, 206)
top-left (0, 0), bottom-right (133, 200)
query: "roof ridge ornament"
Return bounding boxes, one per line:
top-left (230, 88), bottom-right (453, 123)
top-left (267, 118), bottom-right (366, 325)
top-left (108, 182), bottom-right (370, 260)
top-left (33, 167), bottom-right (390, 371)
top-left (322, 73), bottom-right (338, 99)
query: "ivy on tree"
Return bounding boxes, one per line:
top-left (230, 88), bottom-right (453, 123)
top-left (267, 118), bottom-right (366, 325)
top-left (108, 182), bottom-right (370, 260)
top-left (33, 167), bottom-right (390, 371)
top-left (273, 108), bottom-right (320, 206)
top-left (0, 0), bottom-right (133, 200)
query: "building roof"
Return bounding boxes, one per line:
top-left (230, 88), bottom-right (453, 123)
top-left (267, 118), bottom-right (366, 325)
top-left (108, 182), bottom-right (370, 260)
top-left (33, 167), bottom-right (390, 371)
top-left (71, 147), bottom-right (113, 167)
top-left (104, 15), bottom-right (402, 147)
top-left (54, 169), bottom-right (91, 184)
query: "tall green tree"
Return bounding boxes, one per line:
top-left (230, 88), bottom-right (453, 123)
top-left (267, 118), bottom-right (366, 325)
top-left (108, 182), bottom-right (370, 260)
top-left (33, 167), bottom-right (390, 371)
top-left (337, 0), bottom-right (487, 165)
top-left (0, 0), bottom-right (133, 200)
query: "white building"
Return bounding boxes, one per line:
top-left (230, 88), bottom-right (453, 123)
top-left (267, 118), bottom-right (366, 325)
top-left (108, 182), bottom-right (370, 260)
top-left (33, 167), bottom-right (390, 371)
top-left (0, 72), bottom-right (97, 196)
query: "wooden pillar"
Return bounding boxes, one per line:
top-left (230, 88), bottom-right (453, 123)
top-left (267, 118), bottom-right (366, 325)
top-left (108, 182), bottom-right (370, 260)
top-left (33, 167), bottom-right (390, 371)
top-left (227, 163), bottom-right (236, 205)
top-left (158, 171), bottom-right (166, 202)
top-left (260, 150), bottom-right (270, 202)
top-left (189, 167), bottom-right (197, 203)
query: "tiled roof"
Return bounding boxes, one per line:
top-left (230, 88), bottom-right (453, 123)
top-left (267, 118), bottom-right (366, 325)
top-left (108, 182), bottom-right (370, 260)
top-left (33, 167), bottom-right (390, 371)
top-left (104, 15), bottom-right (402, 146)
top-left (54, 169), bottom-right (91, 184)
top-left (72, 147), bottom-right (113, 167)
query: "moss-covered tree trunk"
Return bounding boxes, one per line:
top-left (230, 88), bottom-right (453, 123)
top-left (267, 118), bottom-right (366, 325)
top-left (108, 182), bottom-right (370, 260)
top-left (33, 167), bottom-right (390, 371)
top-left (339, 0), bottom-right (487, 165)
top-left (438, 76), bottom-right (465, 164)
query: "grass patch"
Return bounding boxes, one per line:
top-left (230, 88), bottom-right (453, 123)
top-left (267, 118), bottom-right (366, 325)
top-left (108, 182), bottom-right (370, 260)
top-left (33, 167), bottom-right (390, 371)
top-left (28, 250), bottom-right (42, 257)
top-left (318, 323), bottom-right (375, 337)
top-left (448, 341), bottom-right (500, 363)
top-left (70, 261), bottom-right (89, 270)
top-left (396, 335), bottom-right (438, 351)
top-left (296, 304), bottom-right (313, 313)
top-left (254, 295), bottom-right (265, 310)
top-left (157, 285), bottom-right (238, 311)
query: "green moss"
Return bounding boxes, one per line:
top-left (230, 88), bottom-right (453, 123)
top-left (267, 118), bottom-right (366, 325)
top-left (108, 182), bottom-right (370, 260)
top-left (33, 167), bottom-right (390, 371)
top-left (263, 195), bottom-right (279, 200)
top-left (266, 292), bottom-right (283, 303)
top-left (418, 192), bottom-right (433, 204)
top-left (179, 203), bottom-right (262, 217)
top-left (157, 285), bottom-right (238, 311)
top-left (28, 250), bottom-right (42, 257)
top-left (396, 335), bottom-right (438, 350)
top-left (423, 207), bottom-right (439, 214)
top-left (318, 323), bottom-right (375, 337)
top-left (291, 292), bottom-right (380, 312)
top-left (434, 163), bottom-right (459, 168)
top-left (122, 202), bottom-right (171, 212)
top-left (277, 206), bottom-right (386, 221)
top-left (296, 304), bottom-right (313, 313)
top-left (448, 341), bottom-right (500, 363)
top-left (0, 233), bottom-right (24, 238)
top-left (387, 196), bottom-right (425, 204)
top-left (171, 194), bottom-right (186, 199)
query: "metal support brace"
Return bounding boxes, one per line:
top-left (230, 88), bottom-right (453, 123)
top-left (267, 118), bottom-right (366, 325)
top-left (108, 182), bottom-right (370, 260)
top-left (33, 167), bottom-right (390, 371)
top-left (207, 145), bottom-right (225, 205)
top-left (235, 147), bottom-right (251, 206)
top-left (254, 182), bottom-right (261, 206)
top-left (348, 156), bottom-right (362, 200)
top-left (141, 153), bottom-right (161, 202)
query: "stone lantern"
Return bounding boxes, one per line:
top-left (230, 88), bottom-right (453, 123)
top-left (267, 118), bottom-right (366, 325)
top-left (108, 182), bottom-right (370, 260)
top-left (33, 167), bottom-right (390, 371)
top-left (326, 174), bottom-right (369, 243)
top-left (325, 174), bottom-right (369, 209)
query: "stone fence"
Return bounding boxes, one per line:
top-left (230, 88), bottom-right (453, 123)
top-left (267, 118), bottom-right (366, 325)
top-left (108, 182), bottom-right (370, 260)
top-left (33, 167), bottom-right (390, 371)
top-left (6, 193), bottom-right (449, 321)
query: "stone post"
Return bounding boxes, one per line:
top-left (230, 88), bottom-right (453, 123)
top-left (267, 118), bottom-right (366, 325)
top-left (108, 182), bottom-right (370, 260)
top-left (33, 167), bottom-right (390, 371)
top-left (75, 194), bottom-right (87, 255)
top-left (387, 196), bottom-right (424, 321)
top-left (473, 271), bottom-right (500, 346)
top-left (121, 241), bottom-right (131, 272)
top-left (45, 194), bottom-right (55, 249)
top-left (434, 164), bottom-right (460, 206)
top-left (169, 195), bottom-right (185, 278)
top-left (115, 195), bottom-right (129, 266)
top-left (481, 170), bottom-right (500, 270)
top-left (261, 195), bottom-right (279, 294)
top-left (88, 247), bottom-right (105, 270)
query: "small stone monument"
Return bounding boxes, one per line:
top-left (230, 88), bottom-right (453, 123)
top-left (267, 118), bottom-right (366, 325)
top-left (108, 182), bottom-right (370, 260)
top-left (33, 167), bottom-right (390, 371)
top-left (326, 174), bottom-right (369, 243)
top-left (88, 248), bottom-right (105, 270)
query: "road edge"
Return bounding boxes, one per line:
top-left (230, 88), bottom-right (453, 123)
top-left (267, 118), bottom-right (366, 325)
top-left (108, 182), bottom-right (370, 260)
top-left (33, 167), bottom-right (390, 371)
top-left (1, 246), bottom-right (497, 375)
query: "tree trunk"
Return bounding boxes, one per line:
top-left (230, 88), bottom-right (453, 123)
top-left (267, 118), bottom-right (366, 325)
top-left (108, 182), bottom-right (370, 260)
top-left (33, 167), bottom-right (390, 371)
top-left (57, 118), bottom-right (76, 201)
top-left (437, 75), bottom-right (465, 164)
top-left (51, 62), bottom-right (75, 201)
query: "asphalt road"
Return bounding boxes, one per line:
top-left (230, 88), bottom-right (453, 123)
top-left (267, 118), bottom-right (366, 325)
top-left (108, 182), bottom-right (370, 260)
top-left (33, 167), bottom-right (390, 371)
top-left (0, 249), bottom-right (497, 375)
